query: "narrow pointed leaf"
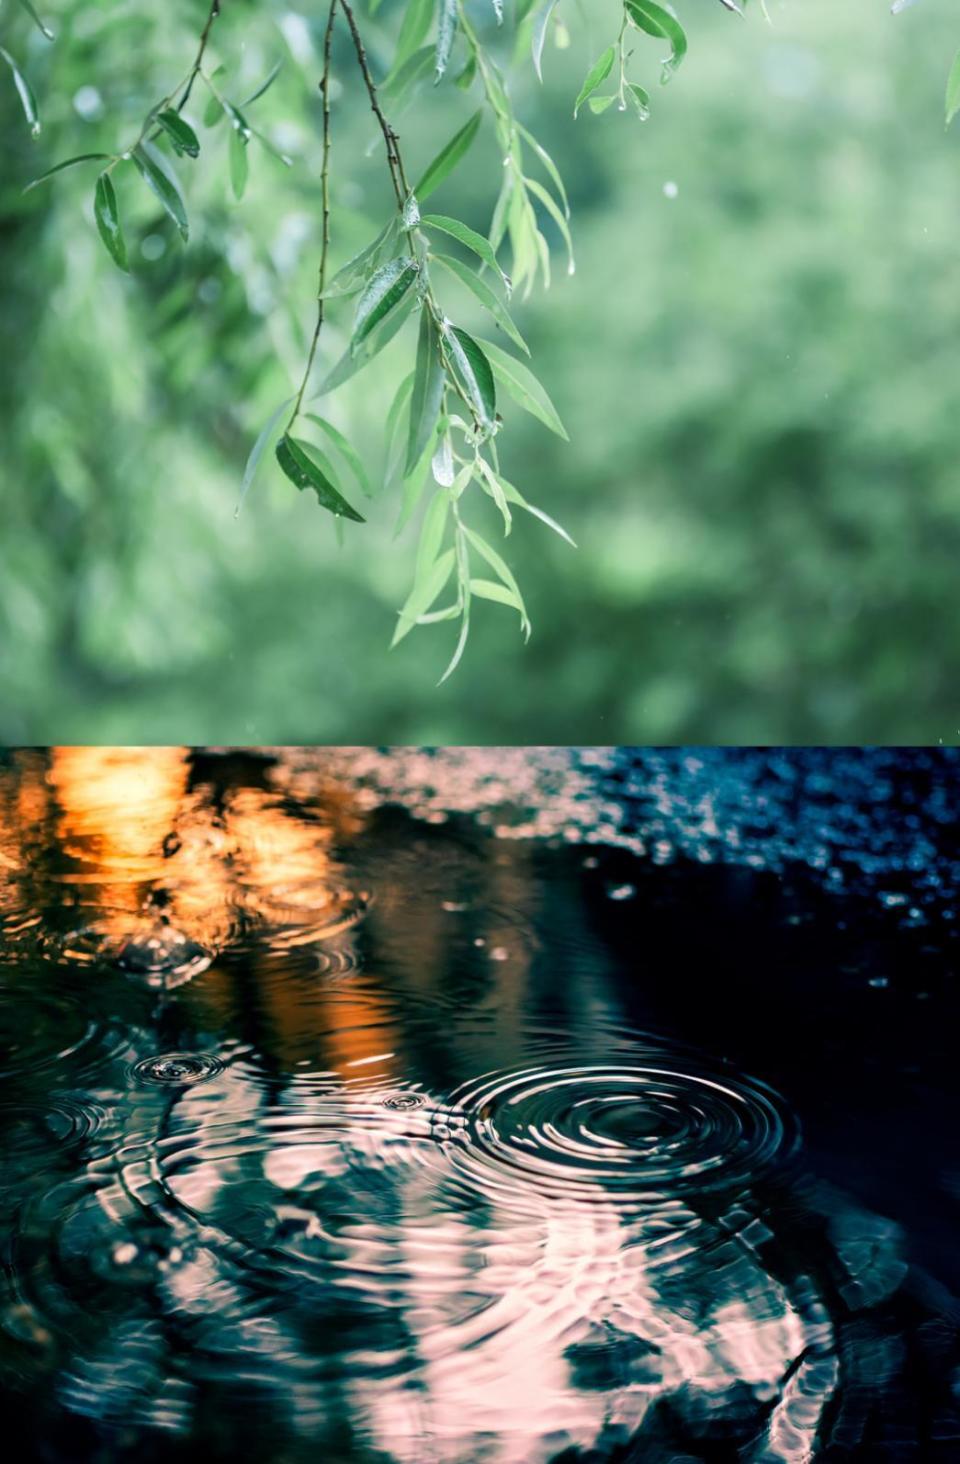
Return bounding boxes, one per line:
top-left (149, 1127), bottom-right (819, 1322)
top-left (414, 110), bottom-right (481, 202)
top-left (624, 0), bottom-right (688, 83)
top-left (438, 604), bottom-right (471, 682)
top-left (476, 336), bottom-right (567, 438)
top-left (382, 44), bottom-right (435, 106)
top-left (1, 47), bottom-right (40, 136)
top-left (499, 475), bottom-right (576, 545)
top-left (325, 218), bottom-right (399, 300)
top-left (237, 396), bottom-right (295, 513)
top-left (532, 0), bottom-right (560, 82)
top-left (406, 310), bottom-right (446, 475)
top-left (275, 434), bottom-right (365, 521)
top-left (24, 151), bottom-right (111, 191)
top-left (241, 60), bottom-right (284, 107)
top-left (94, 171), bottom-right (128, 271)
top-left (390, 0), bottom-right (435, 77)
top-left (421, 214), bottom-right (506, 285)
top-left (433, 253), bottom-right (528, 354)
top-left (303, 414), bottom-right (373, 498)
top-left (393, 548), bottom-right (455, 645)
top-left (157, 109), bottom-right (200, 157)
top-left (320, 289), bottom-right (418, 394)
top-left (353, 256), bottom-right (418, 350)
top-left (470, 578), bottom-right (522, 610)
top-left (947, 47), bottom-right (960, 127)
top-left (574, 46), bottom-right (615, 117)
top-left (18, 0), bottom-right (54, 38)
top-left (132, 141), bottom-right (188, 240)
top-left (462, 525), bottom-right (530, 634)
top-left (446, 328), bottom-right (496, 429)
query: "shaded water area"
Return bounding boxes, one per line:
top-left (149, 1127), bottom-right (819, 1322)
top-left (1, 747), bottom-right (960, 1463)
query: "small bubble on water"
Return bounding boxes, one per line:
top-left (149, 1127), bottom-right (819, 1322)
top-left (132, 1052), bottom-right (223, 1087)
top-left (489, 947), bottom-right (509, 962)
top-left (662, 180), bottom-right (679, 199)
top-left (869, 977), bottom-right (889, 989)
top-left (381, 1092), bottom-right (425, 1111)
top-left (111, 1243), bottom-right (139, 1267)
top-left (607, 884), bottom-right (636, 902)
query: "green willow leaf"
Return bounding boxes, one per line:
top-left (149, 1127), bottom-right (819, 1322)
top-left (324, 218), bottom-right (400, 300)
top-left (23, 152), bottom-right (111, 191)
top-left (588, 94), bottom-right (616, 114)
top-left (381, 44), bottom-right (434, 106)
top-left (627, 81), bottom-right (651, 118)
top-left (391, 0), bottom-right (435, 76)
top-left (433, 253), bottom-right (529, 354)
top-left (436, 0), bottom-right (458, 81)
top-left (446, 327), bottom-right (496, 429)
top-left (415, 490), bottom-right (450, 583)
top-left (476, 335), bottom-right (568, 438)
top-left (516, 121), bottom-right (569, 218)
top-left (406, 310), bottom-right (446, 476)
top-left (157, 110), bottom-right (200, 158)
top-left (132, 141), bottom-right (188, 240)
top-left (947, 47), bottom-right (960, 127)
top-left (624, 0), bottom-right (688, 84)
top-left (303, 414), bottom-right (373, 499)
top-left (1, 47), bottom-right (40, 136)
top-left (462, 525), bottom-right (530, 636)
top-left (275, 434), bottom-right (365, 521)
top-left (17, 0), bottom-right (53, 40)
top-left (414, 110), bottom-right (481, 202)
top-left (320, 288), bottom-right (418, 394)
top-left (236, 395), bottom-right (295, 514)
top-left (353, 256), bottom-right (418, 349)
top-left (241, 60), bottom-right (283, 107)
top-left (532, 0), bottom-right (560, 82)
top-left (392, 548), bottom-right (455, 646)
top-left (229, 126), bottom-right (249, 199)
top-left (421, 214), bottom-right (507, 287)
top-left (574, 46), bottom-right (615, 118)
top-left (470, 578), bottom-right (522, 610)
top-left (93, 171), bottom-right (127, 272)
top-left (498, 475), bottom-right (576, 546)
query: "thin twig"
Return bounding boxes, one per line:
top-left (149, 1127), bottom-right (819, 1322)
top-left (338, 0), bottom-right (410, 206)
top-left (289, 0), bottom-right (338, 427)
top-left (176, 0), bottom-right (222, 114)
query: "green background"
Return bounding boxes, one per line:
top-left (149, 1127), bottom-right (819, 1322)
top-left (2, 0), bottom-right (958, 743)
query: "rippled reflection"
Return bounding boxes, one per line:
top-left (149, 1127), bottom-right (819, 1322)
top-left (0, 748), bottom-right (958, 1462)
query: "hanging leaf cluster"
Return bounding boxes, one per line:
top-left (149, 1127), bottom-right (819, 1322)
top-left (13, 0), bottom-right (914, 679)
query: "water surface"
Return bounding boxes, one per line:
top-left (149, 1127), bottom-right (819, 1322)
top-left (1, 747), bottom-right (959, 1462)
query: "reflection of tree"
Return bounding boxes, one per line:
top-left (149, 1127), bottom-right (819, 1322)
top-left (1, 751), bottom-right (959, 1460)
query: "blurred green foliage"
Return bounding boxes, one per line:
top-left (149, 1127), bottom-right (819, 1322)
top-left (1, 0), bottom-right (959, 743)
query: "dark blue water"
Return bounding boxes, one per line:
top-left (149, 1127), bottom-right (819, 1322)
top-left (1, 747), bottom-right (959, 1462)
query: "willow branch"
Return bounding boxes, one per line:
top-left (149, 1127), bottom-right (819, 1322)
top-left (176, 0), bottom-right (222, 114)
top-left (338, 0), bottom-right (410, 207)
top-left (289, 0), bottom-right (338, 428)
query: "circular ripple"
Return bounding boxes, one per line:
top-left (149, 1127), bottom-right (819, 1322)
top-left (444, 1061), bottom-right (798, 1210)
top-left (0, 988), bottom-right (119, 1083)
top-left (131, 1053), bottom-right (224, 1087)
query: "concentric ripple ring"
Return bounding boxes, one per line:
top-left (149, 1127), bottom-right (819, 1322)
top-left (444, 1061), bottom-right (798, 1209)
